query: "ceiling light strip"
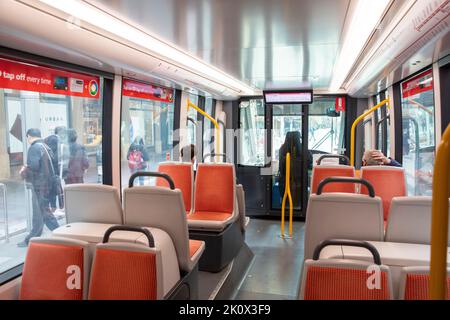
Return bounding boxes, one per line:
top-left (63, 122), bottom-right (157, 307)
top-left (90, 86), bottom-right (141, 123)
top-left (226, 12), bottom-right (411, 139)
top-left (35, 0), bottom-right (256, 95)
top-left (329, 0), bottom-right (392, 92)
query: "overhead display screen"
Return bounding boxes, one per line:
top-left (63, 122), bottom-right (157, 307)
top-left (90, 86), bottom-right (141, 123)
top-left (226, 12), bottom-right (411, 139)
top-left (263, 90), bottom-right (313, 104)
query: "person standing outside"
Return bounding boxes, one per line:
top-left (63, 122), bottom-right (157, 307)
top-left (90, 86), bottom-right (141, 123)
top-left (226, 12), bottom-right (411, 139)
top-left (44, 126), bottom-right (67, 211)
top-left (64, 129), bottom-right (90, 184)
top-left (127, 136), bottom-right (149, 185)
top-left (17, 128), bottom-right (59, 247)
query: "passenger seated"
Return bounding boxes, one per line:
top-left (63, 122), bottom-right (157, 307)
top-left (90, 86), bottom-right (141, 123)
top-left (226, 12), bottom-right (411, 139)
top-left (180, 144), bottom-right (197, 177)
top-left (363, 150), bottom-right (401, 167)
top-left (180, 144), bottom-right (197, 164)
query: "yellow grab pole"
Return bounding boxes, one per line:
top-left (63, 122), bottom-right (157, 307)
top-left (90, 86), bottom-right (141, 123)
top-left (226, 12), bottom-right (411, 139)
top-left (187, 99), bottom-right (221, 161)
top-left (350, 98), bottom-right (390, 166)
top-left (429, 124), bottom-right (450, 299)
top-left (281, 153), bottom-right (293, 238)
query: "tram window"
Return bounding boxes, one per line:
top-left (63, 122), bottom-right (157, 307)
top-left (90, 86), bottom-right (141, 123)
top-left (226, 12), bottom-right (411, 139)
top-left (203, 98), bottom-right (214, 158)
top-left (238, 99), bottom-right (265, 166)
top-left (400, 69), bottom-right (435, 196)
top-left (187, 94), bottom-right (199, 146)
top-left (120, 79), bottom-right (175, 187)
top-left (308, 97), bottom-right (346, 158)
top-left (0, 57), bottom-right (104, 274)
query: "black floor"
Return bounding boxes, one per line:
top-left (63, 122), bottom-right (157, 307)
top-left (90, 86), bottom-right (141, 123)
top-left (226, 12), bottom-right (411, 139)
top-left (235, 218), bottom-right (305, 300)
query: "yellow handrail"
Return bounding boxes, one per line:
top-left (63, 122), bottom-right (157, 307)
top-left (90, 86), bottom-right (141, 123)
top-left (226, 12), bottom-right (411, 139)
top-left (281, 152), bottom-right (293, 238)
top-left (429, 124), bottom-right (450, 299)
top-left (350, 98), bottom-right (390, 166)
top-left (187, 99), bottom-right (221, 162)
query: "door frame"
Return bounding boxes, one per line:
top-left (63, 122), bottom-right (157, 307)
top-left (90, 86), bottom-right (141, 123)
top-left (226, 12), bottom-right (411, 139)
top-left (235, 97), bottom-right (310, 218)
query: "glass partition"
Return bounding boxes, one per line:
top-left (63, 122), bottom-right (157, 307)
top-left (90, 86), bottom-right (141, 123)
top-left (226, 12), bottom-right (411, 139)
top-left (400, 69), bottom-right (435, 196)
top-left (186, 94), bottom-right (199, 146)
top-left (238, 99), bottom-right (265, 166)
top-left (120, 79), bottom-right (174, 187)
top-left (203, 98), bottom-right (214, 159)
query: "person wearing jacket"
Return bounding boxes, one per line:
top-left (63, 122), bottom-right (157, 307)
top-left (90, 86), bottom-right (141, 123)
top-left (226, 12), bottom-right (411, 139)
top-left (44, 126), bottom-right (67, 210)
top-left (127, 136), bottom-right (150, 185)
top-left (17, 128), bottom-right (59, 247)
top-left (64, 129), bottom-right (89, 184)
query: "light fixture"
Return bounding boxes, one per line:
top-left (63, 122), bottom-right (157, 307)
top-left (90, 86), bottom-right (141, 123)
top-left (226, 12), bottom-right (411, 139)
top-left (329, 0), bottom-right (391, 92)
top-left (35, 0), bottom-right (256, 95)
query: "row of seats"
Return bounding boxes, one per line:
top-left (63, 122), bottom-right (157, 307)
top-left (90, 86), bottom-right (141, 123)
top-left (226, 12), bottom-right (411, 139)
top-left (21, 226), bottom-right (178, 300)
top-left (300, 240), bottom-right (450, 300)
top-left (156, 162), bottom-right (248, 272)
top-left (302, 177), bottom-right (450, 300)
top-left (157, 162), bottom-right (248, 232)
top-left (19, 162), bottom-right (247, 299)
top-left (311, 165), bottom-right (406, 221)
top-left (305, 191), bottom-right (450, 259)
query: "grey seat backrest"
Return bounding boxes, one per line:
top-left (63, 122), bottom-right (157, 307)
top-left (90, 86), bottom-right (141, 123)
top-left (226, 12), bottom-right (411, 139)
top-left (64, 184), bottom-right (123, 224)
top-left (304, 193), bottom-right (384, 260)
top-left (386, 196), bottom-right (450, 245)
top-left (123, 186), bottom-right (190, 272)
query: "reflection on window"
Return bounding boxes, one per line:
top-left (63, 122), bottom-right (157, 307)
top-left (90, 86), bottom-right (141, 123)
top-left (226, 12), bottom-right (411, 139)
top-left (121, 80), bottom-right (175, 188)
top-left (238, 99), bottom-right (265, 166)
top-left (187, 94), bottom-right (199, 146)
top-left (401, 69), bottom-right (435, 196)
top-left (0, 57), bottom-right (104, 275)
top-left (203, 98), bottom-right (214, 158)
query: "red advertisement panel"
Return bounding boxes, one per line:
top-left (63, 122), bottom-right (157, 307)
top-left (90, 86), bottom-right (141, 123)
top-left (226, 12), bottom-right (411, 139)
top-left (335, 97), bottom-right (346, 112)
top-left (0, 57), bottom-right (100, 99)
top-left (402, 69), bottom-right (433, 99)
top-left (122, 78), bottom-right (174, 103)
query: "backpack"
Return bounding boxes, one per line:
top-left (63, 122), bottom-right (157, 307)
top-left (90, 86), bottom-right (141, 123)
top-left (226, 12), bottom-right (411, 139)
top-left (128, 149), bottom-right (144, 169)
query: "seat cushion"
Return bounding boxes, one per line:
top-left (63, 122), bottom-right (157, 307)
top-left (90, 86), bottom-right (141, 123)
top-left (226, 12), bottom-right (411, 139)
top-left (189, 240), bottom-right (203, 258)
top-left (188, 211), bottom-right (232, 222)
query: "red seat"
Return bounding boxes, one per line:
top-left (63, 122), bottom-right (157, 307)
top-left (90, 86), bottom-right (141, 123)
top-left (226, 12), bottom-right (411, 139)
top-left (88, 244), bottom-right (159, 300)
top-left (311, 165), bottom-right (356, 194)
top-left (188, 163), bottom-right (236, 230)
top-left (20, 237), bottom-right (90, 300)
top-left (360, 167), bottom-right (406, 221)
top-left (157, 162), bottom-right (193, 214)
top-left (300, 240), bottom-right (393, 300)
top-left (302, 262), bottom-right (392, 300)
top-left (400, 267), bottom-right (450, 300)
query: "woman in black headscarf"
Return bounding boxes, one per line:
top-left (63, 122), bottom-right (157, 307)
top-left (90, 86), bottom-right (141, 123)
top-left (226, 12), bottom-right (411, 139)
top-left (278, 131), bottom-right (304, 208)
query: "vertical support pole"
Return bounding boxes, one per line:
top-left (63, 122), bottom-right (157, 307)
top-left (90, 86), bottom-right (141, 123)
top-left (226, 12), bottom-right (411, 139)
top-left (429, 124), bottom-right (450, 299)
top-left (281, 153), bottom-right (293, 238)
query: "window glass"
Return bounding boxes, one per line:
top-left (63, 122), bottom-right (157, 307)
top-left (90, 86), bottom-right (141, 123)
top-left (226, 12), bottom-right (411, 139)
top-left (308, 97), bottom-right (346, 157)
top-left (238, 99), bottom-right (265, 166)
top-left (187, 94), bottom-right (199, 146)
top-left (400, 69), bottom-right (435, 196)
top-left (203, 98), bottom-right (214, 159)
top-left (0, 57), bottom-right (104, 274)
top-left (121, 79), bottom-right (174, 187)
top-left (307, 97), bottom-right (346, 195)
top-left (272, 104), bottom-right (302, 210)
